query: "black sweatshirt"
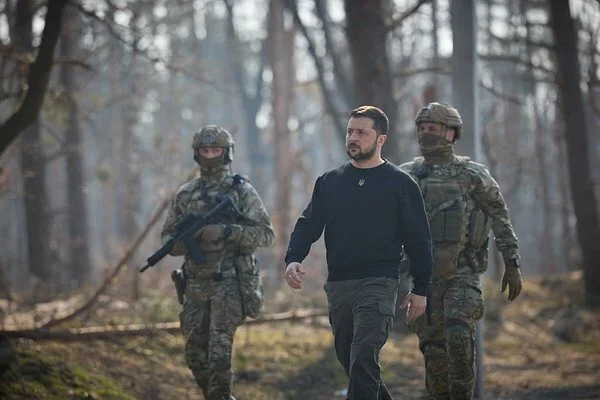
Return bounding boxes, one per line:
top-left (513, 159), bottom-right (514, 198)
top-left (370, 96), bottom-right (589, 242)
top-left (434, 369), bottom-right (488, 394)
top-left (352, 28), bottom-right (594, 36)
top-left (285, 161), bottom-right (433, 296)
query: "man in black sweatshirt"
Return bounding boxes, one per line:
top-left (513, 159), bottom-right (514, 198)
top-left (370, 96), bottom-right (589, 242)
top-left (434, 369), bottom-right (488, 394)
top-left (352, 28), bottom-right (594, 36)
top-left (284, 105), bottom-right (434, 400)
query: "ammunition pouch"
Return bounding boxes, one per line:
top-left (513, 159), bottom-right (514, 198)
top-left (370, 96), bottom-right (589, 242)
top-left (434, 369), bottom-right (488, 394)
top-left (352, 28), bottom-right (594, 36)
top-left (428, 197), bottom-right (464, 278)
top-left (234, 254), bottom-right (264, 319)
top-left (466, 209), bottom-right (491, 273)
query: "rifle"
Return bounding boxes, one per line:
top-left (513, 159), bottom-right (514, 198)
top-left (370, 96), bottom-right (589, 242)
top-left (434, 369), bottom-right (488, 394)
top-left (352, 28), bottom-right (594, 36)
top-left (139, 194), bottom-right (236, 273)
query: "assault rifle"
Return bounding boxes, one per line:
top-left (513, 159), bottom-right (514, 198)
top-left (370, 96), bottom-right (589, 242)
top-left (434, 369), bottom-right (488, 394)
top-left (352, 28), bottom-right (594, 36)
top-left (139, 194), bottom-right (236, 273)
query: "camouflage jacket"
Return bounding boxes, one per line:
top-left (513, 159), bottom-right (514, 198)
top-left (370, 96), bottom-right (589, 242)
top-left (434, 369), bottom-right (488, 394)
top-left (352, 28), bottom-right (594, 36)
top-left (160, 168), bottom-right (274, 283)
top-left (400, 155), bottom-right (519, 278)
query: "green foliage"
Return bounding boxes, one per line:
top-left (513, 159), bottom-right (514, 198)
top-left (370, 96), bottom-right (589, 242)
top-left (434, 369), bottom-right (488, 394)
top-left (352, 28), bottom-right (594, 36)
top-left (0, 346), bottom-right (136, 400)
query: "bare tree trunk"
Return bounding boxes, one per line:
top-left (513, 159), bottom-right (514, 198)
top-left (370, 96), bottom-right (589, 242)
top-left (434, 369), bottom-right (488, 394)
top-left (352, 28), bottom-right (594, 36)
top-left (85, 6), bottom-right (123, 272)
top-left (549, 0), bottom-right (600, 307)
top-left (554, 98), bottom-right (575, 271)
top-left (121, 12), bottom-right (142, 300)
top-left (522, 0), bottom-right (555, 273)
top-left (451, 0), bottom-right (479, 159)
top-left (532, 101), bottom-right (555, 272)
top-left (224, 0), bottom-right (268, 194)
top-left (16, 0), bottom-right (53, 282)
top-left (344, 0), bottom-right (399, 163)
top-left (61, 4), bottom-right (91, 287)
top-left (430, 0), bottom-right (440, 95)
top-left (268, 0), bottom-right (294, 276)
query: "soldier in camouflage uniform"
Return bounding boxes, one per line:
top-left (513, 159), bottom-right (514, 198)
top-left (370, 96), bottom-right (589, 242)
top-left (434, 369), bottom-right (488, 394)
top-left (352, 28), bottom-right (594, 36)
top-left (400, 103), bottom-right (523, 400)
top-left (161, 125), bottom-right (274, 400)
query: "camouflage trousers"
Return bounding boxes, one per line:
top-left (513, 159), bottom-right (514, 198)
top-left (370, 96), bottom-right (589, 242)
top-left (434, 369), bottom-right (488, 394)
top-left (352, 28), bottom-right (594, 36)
top-left (408, 274), bottom-right (484, 400)
top-left (179, 279), bottom-right (244, 400)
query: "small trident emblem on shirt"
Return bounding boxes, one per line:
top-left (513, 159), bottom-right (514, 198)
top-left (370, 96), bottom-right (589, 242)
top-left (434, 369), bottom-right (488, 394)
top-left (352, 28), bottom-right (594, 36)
top-left (358, 179), bottom-right (365, 186)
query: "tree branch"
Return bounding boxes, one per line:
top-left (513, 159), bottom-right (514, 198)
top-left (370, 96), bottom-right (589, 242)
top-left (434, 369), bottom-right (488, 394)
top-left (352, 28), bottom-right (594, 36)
top-left (282, 0), bottom-right (346, 136)
top-left (480, 81), bottom-right (524, 105)
top-left (0, 0), bottom-right (68, 155)
top-left (487, 31), bottom-right (554, 51)
top-left (479, 53), bottom-right (556, 77)
top-left (386, 0), bottom-right (430, 32)
top-left (1, 309), bottom-right (330, 341)
top-left (394, 64), bottom-right (450, 78)
top-left (37, 172), bottom-right (194, 329)
top-left (74, 1), bottom-right (226, 90)
top-left (314, 0), bottom-right (353, 106)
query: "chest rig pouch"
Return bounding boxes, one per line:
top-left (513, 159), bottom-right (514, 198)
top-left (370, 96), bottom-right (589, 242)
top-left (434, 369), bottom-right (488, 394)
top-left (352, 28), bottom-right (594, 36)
top-left (412, 160), bottom-right (473, 278)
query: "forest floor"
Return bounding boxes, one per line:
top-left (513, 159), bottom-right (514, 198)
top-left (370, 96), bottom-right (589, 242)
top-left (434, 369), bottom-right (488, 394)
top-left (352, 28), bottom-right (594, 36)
top-left (1, 271), bottom-right (600, 400)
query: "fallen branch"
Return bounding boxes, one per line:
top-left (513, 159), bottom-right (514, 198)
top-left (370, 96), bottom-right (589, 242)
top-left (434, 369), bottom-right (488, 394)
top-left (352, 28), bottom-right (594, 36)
top-left (1, 309), bottom-right (329, 341)
top-left (39, 171), bottom-right (197, 329)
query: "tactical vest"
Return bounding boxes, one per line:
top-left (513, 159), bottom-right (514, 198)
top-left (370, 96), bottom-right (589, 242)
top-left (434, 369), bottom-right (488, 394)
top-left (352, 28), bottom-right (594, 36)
top-left (182, 174), bottom-right (264, 318)
top-left (182, 175), bottom-right (244, 276)
top-left (404, 156), bottom-right (491, 278)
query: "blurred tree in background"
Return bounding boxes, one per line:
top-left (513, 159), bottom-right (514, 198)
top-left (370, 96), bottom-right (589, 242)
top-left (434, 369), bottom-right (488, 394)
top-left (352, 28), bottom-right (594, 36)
top-left (0, 0), bottom-right (599, 308)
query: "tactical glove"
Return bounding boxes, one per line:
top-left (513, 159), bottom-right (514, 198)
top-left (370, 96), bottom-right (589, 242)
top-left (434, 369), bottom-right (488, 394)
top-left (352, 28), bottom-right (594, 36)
top-left (501, 265), bottom-right (523, 301)
top-left (196, 224), bottom-right (226, 252)
top-left (166, 237), bottom-right (187, 256)
top-left (196, 224), bottom-right (242, 252)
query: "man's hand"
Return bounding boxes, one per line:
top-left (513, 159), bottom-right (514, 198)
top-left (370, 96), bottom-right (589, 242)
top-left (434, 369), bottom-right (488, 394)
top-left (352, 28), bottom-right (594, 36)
top-left (285, 262), bottom-right (306, 289)
top-left (501, 265), bottom-right (523, 301)
top-left (196, 224), bottom-right (226, 252)
top-left (400, 292), bottom-right (427, 321)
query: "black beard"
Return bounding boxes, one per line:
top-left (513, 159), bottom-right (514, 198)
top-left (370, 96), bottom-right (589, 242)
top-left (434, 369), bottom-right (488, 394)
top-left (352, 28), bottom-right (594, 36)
top-left (346, 141), bottom-right (377, 161)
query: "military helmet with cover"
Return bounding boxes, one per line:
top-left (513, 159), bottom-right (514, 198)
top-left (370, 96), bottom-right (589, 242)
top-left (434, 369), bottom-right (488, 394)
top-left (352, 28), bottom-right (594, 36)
top-left (415, 102), bottom-right (462, 142)
top-left (191, 125), bottom-right (234, 165)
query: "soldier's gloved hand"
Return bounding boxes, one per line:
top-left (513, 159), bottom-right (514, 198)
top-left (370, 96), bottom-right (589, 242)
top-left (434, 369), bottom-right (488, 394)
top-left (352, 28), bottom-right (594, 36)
top-left (170, 240), bottom-right (187, 256)
top-left (198, 223), bottom-right (242, 245)
top-left (501, 265), bottom-right (523, 301)
top-left (196, 224), bottom-right (226, 252)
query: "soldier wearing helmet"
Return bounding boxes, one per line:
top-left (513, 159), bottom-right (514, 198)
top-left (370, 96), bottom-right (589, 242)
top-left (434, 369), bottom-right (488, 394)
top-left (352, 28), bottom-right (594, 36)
top-left (161, 125), bottom-right (274, 400)
top-left (401, 102), bottom-right (523, 400)
top-left (191, 125), bottom-right (235, 171)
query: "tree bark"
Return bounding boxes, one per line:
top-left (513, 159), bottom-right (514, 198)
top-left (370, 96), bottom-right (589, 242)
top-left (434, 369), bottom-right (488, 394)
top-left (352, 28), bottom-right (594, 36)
top-left (344, 0), bottom-right (399, 163)
top-left (549, 0), bottom-right (600, 307)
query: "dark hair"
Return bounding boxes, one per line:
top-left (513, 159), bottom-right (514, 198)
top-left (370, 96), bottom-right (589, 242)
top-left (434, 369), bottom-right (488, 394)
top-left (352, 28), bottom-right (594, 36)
top-left (350, 105), bottom-right (389, 135)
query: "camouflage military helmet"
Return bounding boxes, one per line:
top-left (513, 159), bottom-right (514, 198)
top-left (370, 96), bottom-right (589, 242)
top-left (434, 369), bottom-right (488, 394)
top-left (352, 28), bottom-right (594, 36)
top-left (415, 102), bottom-right (463, 141)
top-left (191, 125), bottom-right (234, 164)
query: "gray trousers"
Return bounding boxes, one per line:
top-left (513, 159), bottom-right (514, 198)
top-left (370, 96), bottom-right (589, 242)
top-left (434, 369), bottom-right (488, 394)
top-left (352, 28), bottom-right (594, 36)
top-left (324, 276), bottom-right (399, 400)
